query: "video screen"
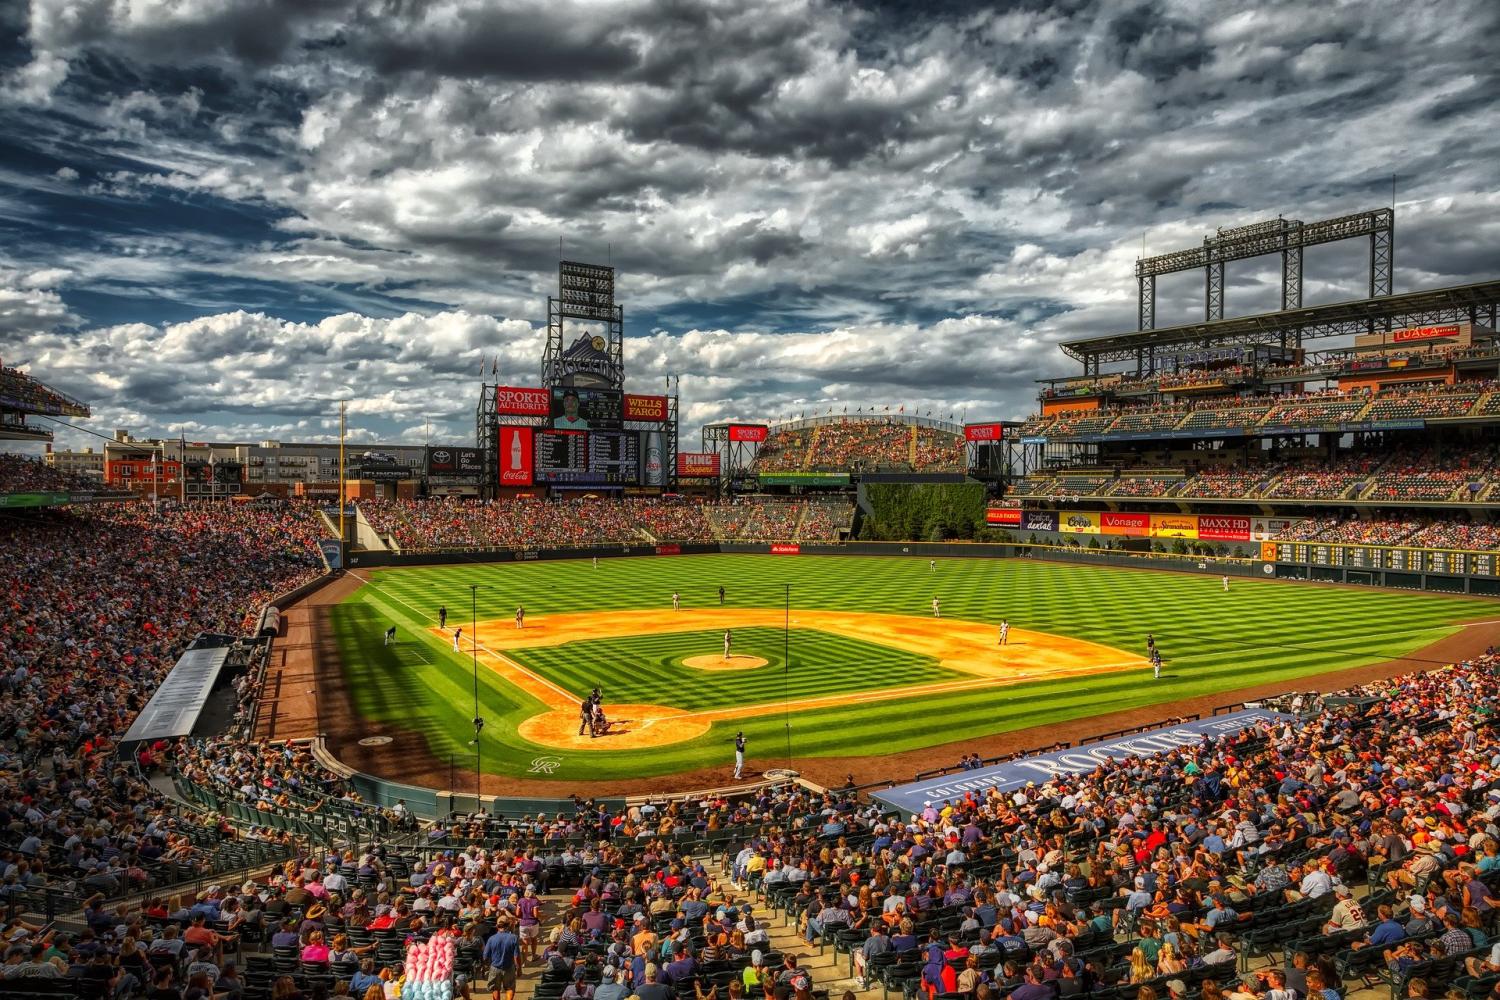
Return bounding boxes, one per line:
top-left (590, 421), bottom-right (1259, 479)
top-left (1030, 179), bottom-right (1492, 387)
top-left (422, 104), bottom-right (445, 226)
top-left (550, 387), bottom-right (622, 430)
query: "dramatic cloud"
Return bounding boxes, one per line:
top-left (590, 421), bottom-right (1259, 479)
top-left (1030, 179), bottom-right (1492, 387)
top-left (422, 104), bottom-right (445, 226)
top-left (0, 0), bottom-right (1498, 448)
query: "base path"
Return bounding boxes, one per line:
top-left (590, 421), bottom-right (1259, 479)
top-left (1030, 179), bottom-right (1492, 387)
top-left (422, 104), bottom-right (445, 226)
top-left (435, 608), bottom-right (1146, 751)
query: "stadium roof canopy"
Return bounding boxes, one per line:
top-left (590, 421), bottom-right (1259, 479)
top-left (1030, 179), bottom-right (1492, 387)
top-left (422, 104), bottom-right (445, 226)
top-left (120, 638), bottom-right (236, 743)
top-left (1059, 279), bottom-right (1500, 368)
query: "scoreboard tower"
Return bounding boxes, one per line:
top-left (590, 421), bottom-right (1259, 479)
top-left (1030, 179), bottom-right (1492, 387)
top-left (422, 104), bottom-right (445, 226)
top-left (476, 261), bottom-right (679, 500)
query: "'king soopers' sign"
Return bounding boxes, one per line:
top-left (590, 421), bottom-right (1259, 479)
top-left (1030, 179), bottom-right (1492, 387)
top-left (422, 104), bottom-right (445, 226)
top-left (871, 708), bottom-right (1290, 816)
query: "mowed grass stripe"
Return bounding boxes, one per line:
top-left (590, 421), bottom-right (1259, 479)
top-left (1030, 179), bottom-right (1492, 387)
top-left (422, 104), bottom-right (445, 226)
top-left (330, 555), bottom-right (1493, 780)
top-left (508, 627), bottom-right (956, 711)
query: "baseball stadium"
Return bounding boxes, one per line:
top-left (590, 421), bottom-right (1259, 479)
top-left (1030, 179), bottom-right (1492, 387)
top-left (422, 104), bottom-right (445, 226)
top-left (6, 207), bottom-right (1500, 1000)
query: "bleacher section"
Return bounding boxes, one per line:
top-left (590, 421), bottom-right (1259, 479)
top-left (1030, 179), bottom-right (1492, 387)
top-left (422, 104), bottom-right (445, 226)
top-left (751, 416), bottom-right (965, 474)
top-left (362, 498), bottom-right (856, 550)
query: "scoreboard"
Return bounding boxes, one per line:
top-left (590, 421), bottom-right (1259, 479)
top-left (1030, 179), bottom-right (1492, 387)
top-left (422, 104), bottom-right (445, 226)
top-left (534, 430), bottom-right (587, 482)
top-left (532, 429), bottom-right (643, 484)
top-left (1273, 542), bottom-right (1500, 578)
top-left (588, 432), bottom-right (639, 483)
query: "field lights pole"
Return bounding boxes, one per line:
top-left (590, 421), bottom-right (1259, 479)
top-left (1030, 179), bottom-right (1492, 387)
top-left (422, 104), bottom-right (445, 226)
top-left (784, 583), bottom-right (792, 768)
top-left (469, 584), bottom-right (483, 810)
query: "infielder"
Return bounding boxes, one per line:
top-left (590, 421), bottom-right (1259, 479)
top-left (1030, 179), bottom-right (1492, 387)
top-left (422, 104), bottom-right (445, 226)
top-left (723, 629), bottom-right (732, 660)
top-left (383, 625), bottom-right (396, 646)
top-left (932, 597), bottom-right (940, 618)
top-left (452, 627), bottom-right (462, 652)
top-left (672, 592), bottom-right (680, 611)
top-left (515, 605), bottom-right (525, 629)
top-left (437, 606), bottom-right (447, 629)
top-left (1152, 649), bottom-right (1162, 681)
top-left (733, 731), bottom-right (747, 779)
top-left (998, 620), bottom-right (1009, 646)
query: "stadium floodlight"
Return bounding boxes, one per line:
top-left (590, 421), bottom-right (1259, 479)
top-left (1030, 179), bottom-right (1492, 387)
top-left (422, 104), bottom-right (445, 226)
top-left (468, 583), bottom-right (493, 806)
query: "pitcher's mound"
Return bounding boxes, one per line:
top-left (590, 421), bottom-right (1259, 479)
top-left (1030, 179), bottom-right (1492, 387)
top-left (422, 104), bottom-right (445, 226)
top-left (683, 653), bottom-right (768, 671)
top-left (517, 703), bottom-right (711, 751)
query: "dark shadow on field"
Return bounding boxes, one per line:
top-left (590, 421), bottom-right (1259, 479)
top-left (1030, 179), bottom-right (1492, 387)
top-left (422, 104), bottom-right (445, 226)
top-left (323, 603), bottom-right (456, 758)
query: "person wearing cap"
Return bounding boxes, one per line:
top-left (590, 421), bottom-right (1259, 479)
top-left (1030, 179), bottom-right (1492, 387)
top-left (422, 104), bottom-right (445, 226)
top-left (742, 950), bottom-right (767, 993)
top-left (1404, 894), bottom-right (1439, 937)
top-left (661, 940), bottom-right (696, 985)
top-left (561, 967), bottom-right (594, 1000)
top-left (635, 964), bottom-right (669, 1000)
top-left (1202, 934), bottom-right (1236, 965)
top-left (515, 885), bottom-right (542, 965)
top-left (483, 917), bottom-right (520, 1000)
top-left (1323, 883), bottom-right (1366, 934)
top-left (593, 965), bottom-right (628, 1000)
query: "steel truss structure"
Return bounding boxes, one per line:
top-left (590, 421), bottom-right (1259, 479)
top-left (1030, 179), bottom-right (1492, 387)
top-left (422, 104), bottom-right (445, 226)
top-left (701, 424), bottom-right (760, 491)
top-left (1136, 208), bottom-right (1395, 330)
top-left (1065, 279), bottom-right (1500, 372)
top-left (541, 260), bottom-right (624, 389)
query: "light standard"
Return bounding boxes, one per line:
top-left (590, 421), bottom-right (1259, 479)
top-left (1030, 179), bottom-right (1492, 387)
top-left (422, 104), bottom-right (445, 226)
top-left (468, 584), bottom-right (488, 812)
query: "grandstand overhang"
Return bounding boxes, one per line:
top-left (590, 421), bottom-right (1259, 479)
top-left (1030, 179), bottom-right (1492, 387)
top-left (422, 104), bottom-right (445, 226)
top-left (1060, 279), bottom-right (1500, 368)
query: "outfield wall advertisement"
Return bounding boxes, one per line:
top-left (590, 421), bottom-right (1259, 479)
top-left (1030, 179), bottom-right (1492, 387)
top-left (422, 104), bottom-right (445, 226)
top-left (1100, 512), bottom-right (1149, 535)
top-left (1005, 509), bottom-right (1302, 543)
top-left (1060, 511), bottom-right (1100, 534)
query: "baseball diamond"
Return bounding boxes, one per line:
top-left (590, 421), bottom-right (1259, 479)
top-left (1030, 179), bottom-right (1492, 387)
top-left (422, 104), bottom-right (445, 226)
top-left (313, 553), bottom-right (1494, 786)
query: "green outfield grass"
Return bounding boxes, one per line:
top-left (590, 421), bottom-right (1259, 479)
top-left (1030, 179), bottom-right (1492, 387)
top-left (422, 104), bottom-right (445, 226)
top-left (328, 554), bottom-right (1496, 782)
top-left (507, 627), bottom-right (960, 711)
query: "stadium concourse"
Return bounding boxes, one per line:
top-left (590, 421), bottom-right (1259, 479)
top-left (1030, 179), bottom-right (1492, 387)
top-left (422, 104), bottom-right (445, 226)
top-left (5, 497), bottom-right (1500, 1000)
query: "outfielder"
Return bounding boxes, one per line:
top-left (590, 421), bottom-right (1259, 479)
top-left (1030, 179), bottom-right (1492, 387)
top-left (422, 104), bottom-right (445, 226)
top-left (515, 605), bottom-right (525, 629)
top-left (672, 591), bottom-right (680, 611)
top-left (998, 620), bottom-right (1009, 646)
top-left (932, 597), bottom-right (940, 618)
top-left (733, 731), bottom-right (746, 779)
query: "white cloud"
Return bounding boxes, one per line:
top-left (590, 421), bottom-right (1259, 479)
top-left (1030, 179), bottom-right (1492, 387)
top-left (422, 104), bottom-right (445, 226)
top-left (0, 0), bottom-right (1497, 450)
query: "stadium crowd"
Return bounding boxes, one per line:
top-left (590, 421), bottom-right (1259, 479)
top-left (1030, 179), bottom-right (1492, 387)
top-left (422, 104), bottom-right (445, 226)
top-left (0, 363), bottom-right (91, 415)
top-left (1024, 381), bottom-right (1500, 441)
top-left (722, 650), bottom-right (1500, 1000)
top-left (362, 498), bottom-right (853, 551)
top-left (752, 419), bottom-right (964, 475)
top-left (0, 500), bottom-right (336, 919)
top-left (0, 452), bottom-right (96, 493)
top-left (4, 482), bottom-right (1500, 1000)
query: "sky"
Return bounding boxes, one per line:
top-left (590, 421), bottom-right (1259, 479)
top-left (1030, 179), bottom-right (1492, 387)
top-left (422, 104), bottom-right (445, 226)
top-left (1, 0), bottom-right (1498, 451)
